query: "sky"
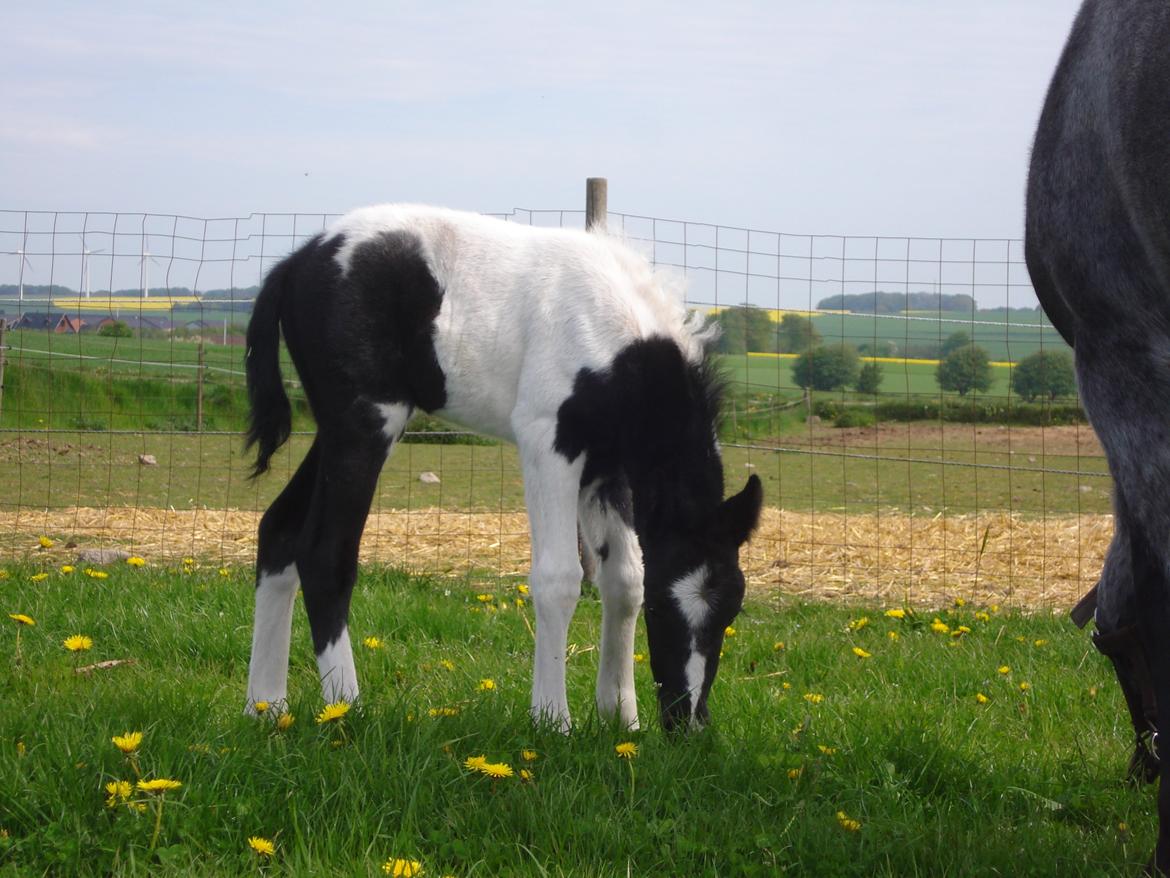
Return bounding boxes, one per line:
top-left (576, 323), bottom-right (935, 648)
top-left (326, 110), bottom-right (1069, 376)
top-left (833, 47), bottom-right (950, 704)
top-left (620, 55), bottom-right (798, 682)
top-left (0, 1), bottom-right (1084, 307)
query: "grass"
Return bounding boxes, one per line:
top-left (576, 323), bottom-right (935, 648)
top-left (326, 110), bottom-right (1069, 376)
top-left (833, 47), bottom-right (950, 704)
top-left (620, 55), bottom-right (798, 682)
top-left (0, 564), bottom-right (1152, 875)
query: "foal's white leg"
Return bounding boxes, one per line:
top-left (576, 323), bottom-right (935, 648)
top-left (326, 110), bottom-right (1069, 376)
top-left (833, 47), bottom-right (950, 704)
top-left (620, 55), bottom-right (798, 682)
top-left (246, 562), bottom-right (300, 712)
top-left (518, 437), bottom-right (584, 733)
top-left (593, 522), bottom-right (644, 729)
top-left (317, 626), bottom-right (359, 704)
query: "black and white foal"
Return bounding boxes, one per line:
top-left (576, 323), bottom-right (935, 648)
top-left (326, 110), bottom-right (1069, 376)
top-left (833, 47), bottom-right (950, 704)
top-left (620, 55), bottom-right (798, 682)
top-left (244, 205), bottom-right (762, 732)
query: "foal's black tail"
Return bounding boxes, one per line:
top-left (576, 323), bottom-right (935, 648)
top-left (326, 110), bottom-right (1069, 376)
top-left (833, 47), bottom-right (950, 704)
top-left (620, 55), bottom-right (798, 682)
top-left (245, 256), bottom-right (294, 478)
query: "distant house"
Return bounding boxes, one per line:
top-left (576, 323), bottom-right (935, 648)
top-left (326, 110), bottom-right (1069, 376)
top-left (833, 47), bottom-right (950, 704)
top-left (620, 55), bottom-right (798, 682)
top-left (12, 312), bottom-right (85, 333)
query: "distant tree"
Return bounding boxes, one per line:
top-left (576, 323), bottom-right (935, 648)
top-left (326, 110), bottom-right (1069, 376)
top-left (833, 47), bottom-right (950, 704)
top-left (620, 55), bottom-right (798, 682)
top-left (714, 306), bottom-right (776, 355)
top-left (793, 344), bottom-right (861, 391)
top-left (777, 313), bottom-right (821, 353)
top-left (940, 331), bottom-right (972, 357)
top-left (856, 361), bottom-right (884, 395)
top-left (1011, 350), bottom-right (1076, 402)
top-left (97, 321), bottom-right (132, 338)
top-left (937, 345), bottom-right (993, 396)
top-left (858, 340), bottom-right (897, 357)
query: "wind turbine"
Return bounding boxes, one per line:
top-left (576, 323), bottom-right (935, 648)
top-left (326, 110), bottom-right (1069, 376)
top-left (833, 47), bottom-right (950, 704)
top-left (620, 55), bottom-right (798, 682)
top-left (79, 234), bottom-right (105, 299)
top-left (138, 244), bottom-right (161, 299)
top-left (15, 247), bottom-right (32, 305)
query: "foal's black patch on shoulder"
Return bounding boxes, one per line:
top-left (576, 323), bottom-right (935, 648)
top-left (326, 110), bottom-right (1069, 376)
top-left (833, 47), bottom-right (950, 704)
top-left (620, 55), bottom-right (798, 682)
top-left (279, 229), bottom-right (448, 424)
top-left (554, 337), bottom-right (725, 532)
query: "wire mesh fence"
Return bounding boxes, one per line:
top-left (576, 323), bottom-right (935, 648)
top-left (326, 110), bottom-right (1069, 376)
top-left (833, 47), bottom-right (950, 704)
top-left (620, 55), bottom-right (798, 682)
top-left (0, 207), bottom-right (1106, 608)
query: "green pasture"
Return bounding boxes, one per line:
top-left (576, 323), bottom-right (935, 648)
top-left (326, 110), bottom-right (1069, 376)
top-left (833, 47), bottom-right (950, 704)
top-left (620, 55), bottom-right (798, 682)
top-left (806, 310), bottom-right (1068, 363)
top-left (0, 564), bottom-right (1152, 876)
top-left (0, 429), bottom-right (1112, 518)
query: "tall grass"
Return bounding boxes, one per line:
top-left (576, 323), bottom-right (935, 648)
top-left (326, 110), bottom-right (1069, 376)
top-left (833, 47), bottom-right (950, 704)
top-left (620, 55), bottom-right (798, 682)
top-left (0, 563), bottom-right (1152, 875)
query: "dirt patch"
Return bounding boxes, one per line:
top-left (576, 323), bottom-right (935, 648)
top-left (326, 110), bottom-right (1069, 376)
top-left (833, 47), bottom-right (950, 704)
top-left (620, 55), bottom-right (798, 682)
top-left (0, 505), bottom-right (1108, 610)
top-left (786, 422), bottom-right (1103, 457)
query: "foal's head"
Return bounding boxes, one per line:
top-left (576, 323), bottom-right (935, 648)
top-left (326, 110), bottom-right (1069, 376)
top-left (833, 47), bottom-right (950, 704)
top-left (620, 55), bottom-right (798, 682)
top-left (643, 474), bottom-right (762, 731)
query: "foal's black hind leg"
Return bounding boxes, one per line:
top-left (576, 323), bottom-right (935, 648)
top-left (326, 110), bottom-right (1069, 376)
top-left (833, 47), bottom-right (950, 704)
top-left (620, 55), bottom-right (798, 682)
top-left (296, 424), bottom-right (394, 704)
top-left (246, 439), bottom-right (321, 711)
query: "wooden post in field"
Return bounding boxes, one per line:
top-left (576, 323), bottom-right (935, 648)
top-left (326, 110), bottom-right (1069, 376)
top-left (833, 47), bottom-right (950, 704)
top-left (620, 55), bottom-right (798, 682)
top-left (0, 323), bottom-right (6, 426)
top-left (586, 177), bottom-right (607, 231)
top-left (196, 341), bottom-right (205, 432)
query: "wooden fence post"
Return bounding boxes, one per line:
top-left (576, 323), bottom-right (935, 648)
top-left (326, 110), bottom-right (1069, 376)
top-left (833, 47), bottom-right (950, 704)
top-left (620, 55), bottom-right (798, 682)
top-left (196, 341), bottom-right (205, 432)
top-left (586, 177), bottom-right (608, 231)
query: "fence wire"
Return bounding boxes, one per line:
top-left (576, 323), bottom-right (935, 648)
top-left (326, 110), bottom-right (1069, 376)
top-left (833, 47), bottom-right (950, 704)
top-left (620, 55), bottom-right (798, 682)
top-left (0, 208), bottom-right (1105, 609)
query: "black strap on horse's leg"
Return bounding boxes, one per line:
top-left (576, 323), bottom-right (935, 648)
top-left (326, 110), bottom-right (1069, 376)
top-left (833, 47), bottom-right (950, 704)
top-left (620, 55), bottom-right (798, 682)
top-left (1093, 624), bottom-right (1160, 785)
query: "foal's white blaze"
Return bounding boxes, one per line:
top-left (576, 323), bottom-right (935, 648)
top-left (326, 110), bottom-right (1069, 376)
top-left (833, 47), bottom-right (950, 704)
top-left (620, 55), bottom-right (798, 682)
top-left (246, 563), bottom-right (300, 711)
top-left (684, 640), bottom-right (707, 715)
top-left (375, 402), bottom-right (412, 444)
top-left (671, 564), bottom-right (712, 629)
top-left (317, 626), bottom-right (359, 704)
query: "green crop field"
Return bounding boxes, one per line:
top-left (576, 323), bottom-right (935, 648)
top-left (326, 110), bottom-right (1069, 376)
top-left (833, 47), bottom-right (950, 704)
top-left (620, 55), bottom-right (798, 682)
top-left (0, 564), bottom-right (1153, 876)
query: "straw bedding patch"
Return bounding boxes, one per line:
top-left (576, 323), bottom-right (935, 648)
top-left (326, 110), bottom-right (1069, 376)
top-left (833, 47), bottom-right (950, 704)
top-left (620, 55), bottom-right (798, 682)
top-left (0, 505), bottom-right (1110, 610)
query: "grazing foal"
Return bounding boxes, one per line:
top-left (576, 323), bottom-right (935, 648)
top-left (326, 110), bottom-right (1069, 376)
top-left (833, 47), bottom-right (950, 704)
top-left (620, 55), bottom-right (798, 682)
top-left (1026, 0), bottom-right (1170, 869)
top-left (244, 205), bottom-right (762, 732)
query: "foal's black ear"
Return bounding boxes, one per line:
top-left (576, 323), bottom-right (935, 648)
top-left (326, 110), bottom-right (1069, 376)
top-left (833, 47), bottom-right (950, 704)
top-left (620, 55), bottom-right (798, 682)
top-left (719, 474), bottom-right (763, 547)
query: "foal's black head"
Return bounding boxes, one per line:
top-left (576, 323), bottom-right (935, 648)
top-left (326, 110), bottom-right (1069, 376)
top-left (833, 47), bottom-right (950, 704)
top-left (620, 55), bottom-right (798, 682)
top-left (643, 474), bottom-right (763, 732)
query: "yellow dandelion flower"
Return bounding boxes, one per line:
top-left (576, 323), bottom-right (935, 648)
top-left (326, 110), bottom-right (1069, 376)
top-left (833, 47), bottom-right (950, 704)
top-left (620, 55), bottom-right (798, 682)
top-left (16, 741), bottom-right (26, 756)
top-left (248, 836), bottom-right (276, 857)
top-left (773, 641), bottom-right (786, 651)
top-left (126, 556), bottom-right (146, 567)
top-left (253, 701), bottom-right (270, 714)
top-left (887, 630), bottom-right (900, 641)
top-left (514, 598), bottom-right (525, 608)
top-left (803, 693), bottom-right (824, 705)
top-left (136, 778), bottom-right (182, 793)
top-left (952, 626), bottom-right (971, 636)
top-left (1088, 686), bottom-right (1098, 698)
top-left (782, 681), bottom-right (792, 689)
top-left (182, 557), bottom-right (195, 566)
top-left (884, 608), bottom-right (905, 620)
top-left (363, 636), bottom-right (384, 649)
top-left (112, 732), bottom-right (143, 753)
top-left (974, 611), bottom-right (991, 622)
top-left (517, 583), bottom-right (529, 596)
top-left (476, 593), bottom-right (494, 603)
top-left (63, 635), bottom-right (93, 652)
top-left (615, 741), bottom-right (639, 759)
top-left (38, 536), bottom-right (54, 549)
top-left (276, 713), bottom-right (295, 731)
top-left (30, 572), bottom-right (49, 582)
top-left (218, 567), bottom-right (230, 577)
top-left (521, 749), bottom-right (538, 762)
top-left (520, 768), bottom-right (534, 782)
top-left (633, 653), bottom-right (646, 663)
top-left (847, 616), bottom-right (869, 632)
top-left (818, 744), bottom-right (838, 756)
top-left (836, 810), bottom-right (862, 832)
top-left (464, 755), bottom-right (488, 772)
top-left (478, 679), bottom-right (496, 691)
top-left (851, 646), bottom-right (872, 659)
top-left (997, 665), bottom-right (1011, 675)
top-left (787, 767), bottom-right (803, 780)
top-left (481, 762), bottom-right (514, 779)
top-left (8, 613), bottom-right (35, 626)
top-left (724, 625), bottom-right (736, 637)
top-left (1033, 639), bottom-right (1048, 647)
top-left (427, 707), bottom-right (460, 718)
top-left (1119, 822), bottom-right (1130, 833)
top-left (60, 565), bottom-right (75, 574)
top-left (954, 597), bottom-right (966, 608)
top-left (1019, 681), bottom-right (1031, 692)
top-left (84, 568), bottom-right (109, 579)
top-left (975, 692), bottom-right (989, 704)
top-left (990, 604), bottom-right (1000, 613)
top-left (105, 780), bottom-right (133, 800)
top-left (930, 619), bottom-right (950, 634)
top-left (382, 858), bottom-right (424, 877)
top-left (315, 701), bottom-right (351, 724)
